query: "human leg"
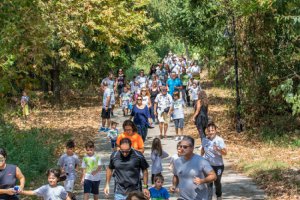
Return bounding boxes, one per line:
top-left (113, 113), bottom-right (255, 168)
top-left (213, 165), bottom-right (224, 198)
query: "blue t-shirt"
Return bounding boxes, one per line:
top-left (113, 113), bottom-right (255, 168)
top-left (149, 187), bottom-right (170, 199)
top-left (131, 105), bottom-right (150, 126)
top-left (167, 78), bottom-right (182, 95)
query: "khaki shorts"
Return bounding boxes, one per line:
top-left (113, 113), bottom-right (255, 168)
top-left (157, 111), bottom-right (170, 124)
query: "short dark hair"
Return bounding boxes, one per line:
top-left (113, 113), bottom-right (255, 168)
top-left (85, 141), bottom-right (95, 149)
top-left (122, 120), bottom-right (138, 133)
top-left (182, 136), bottom-right (194, 147)
top-left (207, 121), bottom-right (217, 129)
top-left (0, 148), bottom-right (7, 159)
top-left (154, 174), bottom-right (165, 183)
top-left (173, 91), bottom-right (180, 98)
top-left (46, 168), bottom-right (61, 180)
top-left (119, 138), bottom-right (132, 147)
top-left (66, 140), bottom-right (75, 148)
top-left (126, 191), bottom-right (147, 200)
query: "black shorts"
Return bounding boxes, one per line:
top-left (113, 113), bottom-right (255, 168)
top-left (83, 179), bottom-right (100, 194)
top-left (101, 108), bottom-right (111, 119)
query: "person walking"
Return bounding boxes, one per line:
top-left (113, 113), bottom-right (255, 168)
top-left (166, 72), bottom-right (182, 96)
top-left (104, 138), bottom-right (150, 200)
top-left (154, 86), bottom-right (173, 139)
top-left (170, 136), bottom-right (216, 200)
top-left (0, 148), bottom-right (25, 200)
top-left (192, 90), bottom-right (209, 140)
top-left (116, 120), bottom-right (144, 153)
top-left (201, 122), bottom-right (227, 200)
top-left (129, 95), bottom-right (152, 142)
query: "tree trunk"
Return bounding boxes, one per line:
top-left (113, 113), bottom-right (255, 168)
top-left (184, 40), bottom-right (190, 60)
top-left (51, 58), bottom-right (61, 104)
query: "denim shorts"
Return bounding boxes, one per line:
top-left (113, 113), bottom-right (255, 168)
top-left (174, 118), bottom-right (184, 128)
top-left (111, 139), bottom-right (117, 148)
top-left (114, 193), bottom-right (127, 200)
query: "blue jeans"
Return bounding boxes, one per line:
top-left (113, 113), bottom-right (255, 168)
top-left (137, 124), bottom-right (148, 142)
top-left (149, 105), bottom-right (156, 122)
top-left (114, 193), bottom-right (127, 200)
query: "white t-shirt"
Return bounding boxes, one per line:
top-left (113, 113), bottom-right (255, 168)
top-left (172, 99), bottom-right (185, 119)
top-left (142, 96), bottom-right (150, 106)
top-left (57, 154), bottom-right (80, 180)
top-left (136, 76), bottom-right (147, 88)
top-left (202, 136), bottom-right (226, 166)
top-left (81, 154), bottom-right (102, 181)
top-left (154, 93), bottom-right (173, 112)
top-left (189, 87), bottom-right (199, 100)
top-left (103, 88), bottom-right (111, 108)
top-left (34, 185), bottom-right (67, 200)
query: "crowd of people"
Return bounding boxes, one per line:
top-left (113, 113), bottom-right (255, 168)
top-left (0, 53), bottom-right (227, 200)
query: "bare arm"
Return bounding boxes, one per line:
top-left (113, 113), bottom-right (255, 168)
top-left (0, 189), bottom-right (16, 195)
top-left (81, 169), bottom-right (86, 185)
top-left (193, 170), bottom-right (217, 185)
top-left (200, 147), bottom-right (205, 156)
top-left (104, 168), bottom-right (113, 195)
top-left (16, 167), bottom-right (25, 191)
top-left (20, 190), bottom-right (36, 196)
top-left (142, 169), bottom-right (150, 198)
top-left (154, 103), bottom-right (158, 115)
top-left (192, 100), bottom-right (201, 120)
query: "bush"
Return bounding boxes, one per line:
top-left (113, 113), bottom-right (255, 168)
top-left (0, 123), bottom-right (58, 185)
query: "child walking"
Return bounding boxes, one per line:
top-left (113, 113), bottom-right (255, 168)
top-left (81, 141), bottom-right (102, 200)
top-left (201, 122), bottom-right (227, 200)
top-left (106, 121), bottom-right (119, 151)
top-left (119, 86), bottom-right (132, 116)
top-left (20, 91), bottom-right (30, 120)
top-left (168, 91), bottom-right (185, 141)
top-left (189, 81), bottom-right (199, 108)
top-left (20, 168), bottom-right (69, 200)
top-left (57, 140), bottom-right (80, 200)
top-left (151, 138), bottom-right (169, 184)
top-left (149, 174), bottom-right (170, 200)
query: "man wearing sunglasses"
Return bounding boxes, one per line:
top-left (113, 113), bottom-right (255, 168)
top-left (170, 136), bottom-right (216, 200)
top-left (104, 138), bottom-right (150, 200)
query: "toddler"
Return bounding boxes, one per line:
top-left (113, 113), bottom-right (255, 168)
top-left (106, 121), bottom-right (119, 151)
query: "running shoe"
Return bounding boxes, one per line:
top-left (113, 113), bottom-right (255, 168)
top-left (98, 127), bottom-right (106, 132)
top-left (175, 136), bottom-right (179, 141)
top-left (104, 127), bottom-right (110, 132)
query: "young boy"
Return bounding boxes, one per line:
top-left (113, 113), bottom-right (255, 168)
top-left (57, 140), bottom-right (80, 200)
top-left (21, 90), bottom-right (30, 119)
top-left (149, 174), bottom-right (170, 200)
top-left (168, 92), bottom-right (185, 141)
top-left (119, 86), bottom-right (132, 116)
top-left (106, 121), bottom-right (119, 151)
top-left (81, 141), bottom-right (102, 200)
top-left (99, 81), bottom-right (111, 133)
top-left (201, 122), bottom-right (227, 200)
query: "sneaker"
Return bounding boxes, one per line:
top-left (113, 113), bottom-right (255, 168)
top-left (104, 127), bottom-right (110, 132)
top-left (175, 136), bottom-right (179, 141)
top-left (111, 111), bottom-right (114, 117)
top-left (98, 127), bottom-right (106, 132)
top-left (180, 136), bottom-right (184, 140)
top-left (148, 123), bottom-right (155, 129)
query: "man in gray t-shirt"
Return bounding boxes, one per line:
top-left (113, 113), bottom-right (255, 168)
top-left (171, 136), bottom-right (216, 200)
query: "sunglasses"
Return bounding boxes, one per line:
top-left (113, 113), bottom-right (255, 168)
top-left (137, 98), bottom-right (142, 100)
top-left (179, 145), bottom-right (190, 149)
top-left (120, 150), bottom-right (131, 154)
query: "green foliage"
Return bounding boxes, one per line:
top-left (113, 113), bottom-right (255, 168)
top-left (0, 123), bottom-right (70, 184)
top-left (134, 47), bottom-right (160, 73)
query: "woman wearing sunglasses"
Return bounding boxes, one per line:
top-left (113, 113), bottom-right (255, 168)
top-left (0, 148), bottom-right (25, 200)
top-left (129, 94), bottom-right (152, 142)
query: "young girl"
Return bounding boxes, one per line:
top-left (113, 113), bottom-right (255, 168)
top-left (149, 174), bottom-right (170, 200)
top-left (107, 121), bottom-right (119, 151)
top-left (20, 168), bottom-right (69, 200)
top-left (21, 91), bottom-right (30, 119)
top-left (120, 86), bottom-right (132, 116)
top-left (189, 81), bottom-right (199, 108)
top-left (151, 138), bottom-right (169, 184)
top-left (168, 92), bottom-right (185, 141)
top-left (169, 141), bottom-right (183, 172)
top-left (201, 122), bottom-right (227, 200)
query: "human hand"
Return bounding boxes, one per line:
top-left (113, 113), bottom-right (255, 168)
top-left (192, 117), bottom-right (196, 122)
top-left (143, 188), bottom-right (150, 198)
top-left (6, 188), bottom-right (16, 195)
top-left (193, 177), bottom-right (203, 185)
top-left (169, 186), bottom-right (176, 193)
top-left (154, 112), bottom-right (157, 116)
top-left (91, 170), bottom-right (99, 176)
top-left (104, 185), bottom-right (109, 196)
top-left (81, 178), bottom-right (85, 185)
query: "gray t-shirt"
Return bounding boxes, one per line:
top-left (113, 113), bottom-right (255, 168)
top-left (173, 154), bottom-right (213, 200)
top-left (202, 136), bottom-right (226, 166)
top-left (171, 99), bottom-right (185, 119)
top-left (151, 150), bottom-right (169, 174)
top-left (57, 153), bottom-right (80, 180)
top-left (34, 184), bottom-right (67, 200)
